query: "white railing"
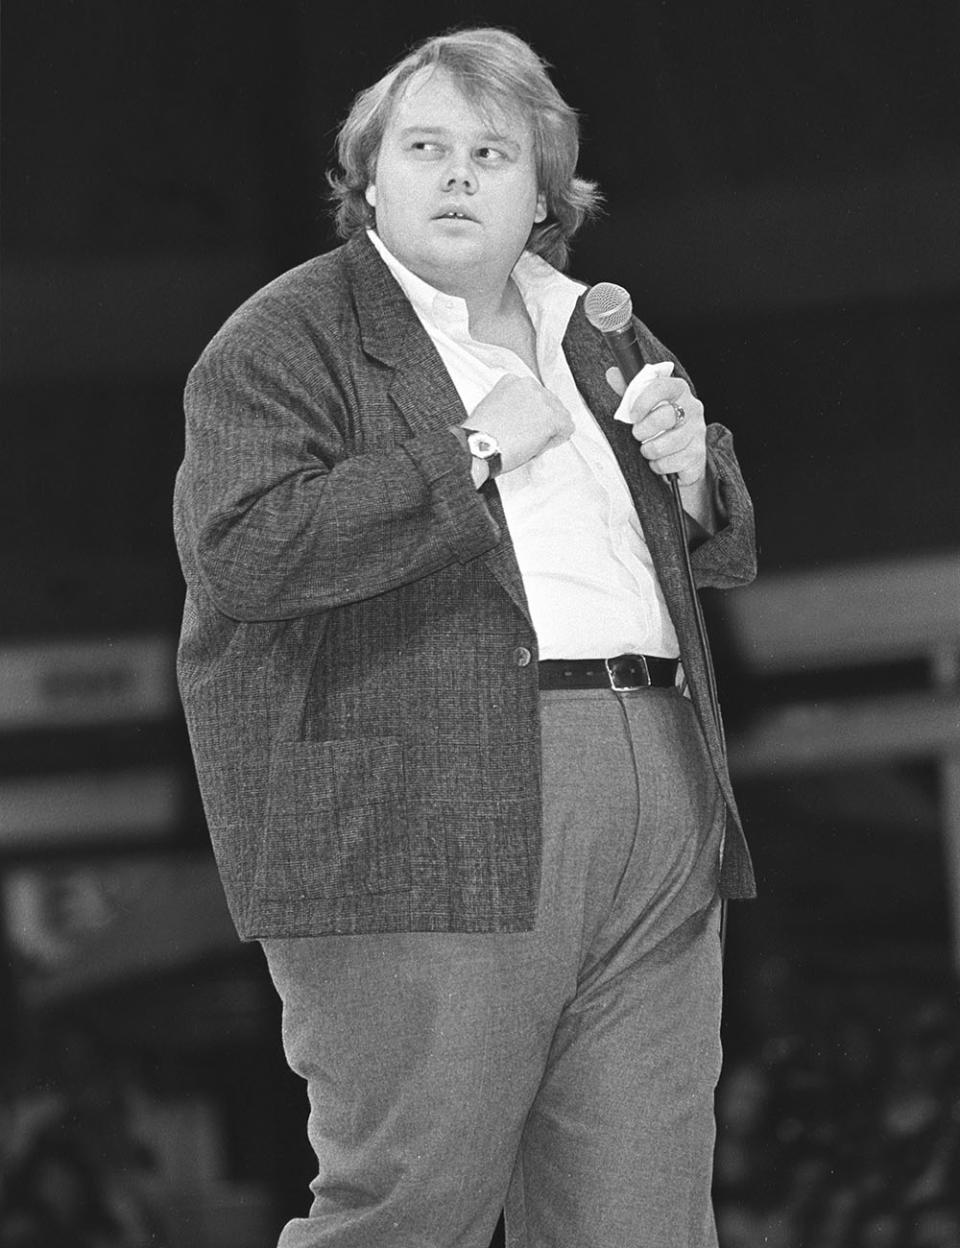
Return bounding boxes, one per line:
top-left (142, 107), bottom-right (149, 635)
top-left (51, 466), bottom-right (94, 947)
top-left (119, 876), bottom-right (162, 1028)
top-left (722, 552), bottom-right (960, 968)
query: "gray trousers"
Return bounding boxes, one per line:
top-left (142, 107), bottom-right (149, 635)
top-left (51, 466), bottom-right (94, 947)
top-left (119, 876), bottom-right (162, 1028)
top-left (262, 686), bottom-right (725, 1248)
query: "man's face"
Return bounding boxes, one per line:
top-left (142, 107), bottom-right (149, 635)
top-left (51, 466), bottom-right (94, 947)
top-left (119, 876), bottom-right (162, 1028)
top-left (366, 68), bottom-right (547, 298)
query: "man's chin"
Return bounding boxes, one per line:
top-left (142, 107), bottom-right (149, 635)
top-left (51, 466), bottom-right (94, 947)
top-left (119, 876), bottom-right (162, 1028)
top-left (417, 241), bottom-right (486, 274)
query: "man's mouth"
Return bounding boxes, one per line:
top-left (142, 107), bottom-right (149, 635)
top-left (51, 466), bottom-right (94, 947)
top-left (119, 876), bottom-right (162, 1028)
top-left (435, 210), bottom-right (477, 222)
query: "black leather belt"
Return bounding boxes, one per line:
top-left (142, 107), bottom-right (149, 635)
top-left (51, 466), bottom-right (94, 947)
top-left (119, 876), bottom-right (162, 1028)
top-left (538, 653), bottom-right (679, 692)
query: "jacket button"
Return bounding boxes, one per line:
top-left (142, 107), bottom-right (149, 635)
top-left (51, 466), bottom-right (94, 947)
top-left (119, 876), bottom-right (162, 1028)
top-left (513, 646), bottom-right (532, 667)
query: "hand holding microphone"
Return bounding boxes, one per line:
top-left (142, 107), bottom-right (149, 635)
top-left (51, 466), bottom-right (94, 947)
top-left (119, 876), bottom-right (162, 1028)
top-left (623, 372), bottom-right (707, 487)
top-left (585, 283), bottom-right (708, 488)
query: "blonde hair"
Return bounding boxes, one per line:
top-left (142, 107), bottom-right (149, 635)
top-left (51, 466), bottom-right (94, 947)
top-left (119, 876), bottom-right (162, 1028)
top-left (328, 27), bottom-right (601, 270)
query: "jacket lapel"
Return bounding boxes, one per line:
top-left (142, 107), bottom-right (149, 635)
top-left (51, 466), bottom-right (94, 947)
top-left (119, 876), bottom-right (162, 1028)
top-left (345, 235), bottom-right (530, 621)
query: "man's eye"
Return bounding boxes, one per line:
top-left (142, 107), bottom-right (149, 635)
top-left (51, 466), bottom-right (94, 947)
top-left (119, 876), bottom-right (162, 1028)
top-left (410, 140), bottom-right (440, 154)
top-left (476, 147), bottom-right (506, 163)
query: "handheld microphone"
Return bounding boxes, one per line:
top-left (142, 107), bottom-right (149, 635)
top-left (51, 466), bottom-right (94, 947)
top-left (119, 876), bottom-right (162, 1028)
top-left (583, 282), bottom-right (645, 382)
top-left (584, 281), bottom-right (677, 485)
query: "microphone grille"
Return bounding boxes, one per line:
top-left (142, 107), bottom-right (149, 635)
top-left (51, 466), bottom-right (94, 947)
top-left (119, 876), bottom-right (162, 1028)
top-left (584, 282), bottom-right (633, 334)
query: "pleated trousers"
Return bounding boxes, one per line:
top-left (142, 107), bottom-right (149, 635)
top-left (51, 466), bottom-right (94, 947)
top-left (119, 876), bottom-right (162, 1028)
top-left (262, 684), bottom-right (725, 1248)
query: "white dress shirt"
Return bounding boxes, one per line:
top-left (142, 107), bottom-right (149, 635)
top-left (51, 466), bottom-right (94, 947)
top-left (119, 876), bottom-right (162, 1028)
top-left (368, 230), bottom-right (679, 661)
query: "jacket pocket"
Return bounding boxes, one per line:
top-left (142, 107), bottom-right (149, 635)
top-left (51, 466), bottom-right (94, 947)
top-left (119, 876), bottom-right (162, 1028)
top-left (254, 737), bottom-right (410, 899)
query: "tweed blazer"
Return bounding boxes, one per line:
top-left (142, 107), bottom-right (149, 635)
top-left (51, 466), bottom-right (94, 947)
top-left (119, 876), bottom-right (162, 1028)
top-left (174, 233), bottom-right (757, 940)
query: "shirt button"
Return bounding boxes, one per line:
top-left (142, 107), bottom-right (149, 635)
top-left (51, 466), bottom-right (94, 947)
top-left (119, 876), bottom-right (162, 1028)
top-left (513, 646), bottom-right (532, 667)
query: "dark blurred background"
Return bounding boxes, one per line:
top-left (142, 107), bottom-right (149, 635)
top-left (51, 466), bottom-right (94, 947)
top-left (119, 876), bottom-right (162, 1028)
top-left (2, 2), bottom-right (959, 1246)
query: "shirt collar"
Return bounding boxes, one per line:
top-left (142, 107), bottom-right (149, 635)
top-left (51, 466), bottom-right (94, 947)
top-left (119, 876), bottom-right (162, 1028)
top-left (366, 228), bottom-right (585, 341)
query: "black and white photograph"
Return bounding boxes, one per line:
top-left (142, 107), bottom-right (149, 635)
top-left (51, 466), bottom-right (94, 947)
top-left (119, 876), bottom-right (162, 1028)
top-left (2, 3), bottom-right (959, 1246)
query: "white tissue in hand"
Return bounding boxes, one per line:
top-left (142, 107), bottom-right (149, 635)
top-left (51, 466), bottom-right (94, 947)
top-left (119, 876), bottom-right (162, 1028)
top-left (613, 361), bottom-right (675, 423)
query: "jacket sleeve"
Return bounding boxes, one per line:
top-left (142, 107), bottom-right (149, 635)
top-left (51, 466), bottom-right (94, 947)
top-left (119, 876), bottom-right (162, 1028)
top-left (633, 318), bottom-right (757, 592)
top-left (174, 323), bottom-right (501, 623)
top-left (689, 423), bottom-right (758, 590)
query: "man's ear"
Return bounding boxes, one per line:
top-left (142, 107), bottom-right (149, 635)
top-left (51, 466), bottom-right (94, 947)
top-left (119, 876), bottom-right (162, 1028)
top-left (534, 192), bottom-right (547, 223)
top-left (365, 184), bottom-right (377, 208)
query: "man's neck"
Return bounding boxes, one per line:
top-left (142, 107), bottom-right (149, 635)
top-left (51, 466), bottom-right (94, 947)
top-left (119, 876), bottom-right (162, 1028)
top-left (464, 274), bottom-right (520, 334)
top-left (430, 263), bottom-right (515, 327)
top-left (467, 279), bottom-right (540, 377)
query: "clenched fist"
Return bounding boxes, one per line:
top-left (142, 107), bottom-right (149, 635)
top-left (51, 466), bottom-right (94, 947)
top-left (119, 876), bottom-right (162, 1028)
top-left (462, 375), bottom-right (573, 475)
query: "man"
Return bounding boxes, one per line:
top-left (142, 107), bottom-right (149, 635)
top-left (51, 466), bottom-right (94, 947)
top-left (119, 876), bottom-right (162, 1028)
top-left (174, 26), bottom-right (756, 1248)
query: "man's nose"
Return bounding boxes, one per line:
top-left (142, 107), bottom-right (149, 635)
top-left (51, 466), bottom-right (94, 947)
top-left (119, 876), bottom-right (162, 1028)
top-left (442, 155), bottom-right (477, 191)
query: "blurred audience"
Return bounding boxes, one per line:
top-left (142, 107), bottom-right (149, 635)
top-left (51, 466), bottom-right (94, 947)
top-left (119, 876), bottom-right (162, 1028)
top-left (715, 982), bottom-right (960, 1247)
top-left (1, 985), bottom-right (958, 1247)
top-left (0, 1026), bottom-right (165, 1248)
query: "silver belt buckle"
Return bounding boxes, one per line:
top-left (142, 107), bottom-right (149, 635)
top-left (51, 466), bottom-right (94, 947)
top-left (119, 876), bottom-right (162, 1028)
top-left (605, 654), bottom-right (650, 692)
